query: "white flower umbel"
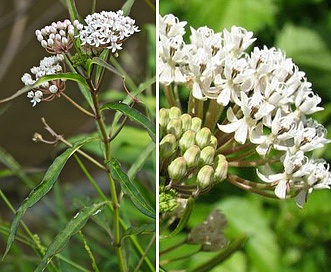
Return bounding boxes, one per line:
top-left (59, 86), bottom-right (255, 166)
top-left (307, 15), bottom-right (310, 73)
top-left (36, 19), bottom-right (74, 54)
top-left (160, 13), bottom-right (331, 207)
top-left (74, 10), bottom-right (139, 53)
top-left (22, 55), bottom-right (65, 106)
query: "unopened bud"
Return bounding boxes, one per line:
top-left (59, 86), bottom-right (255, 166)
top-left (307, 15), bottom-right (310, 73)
top-left (179, 130), bottom-right (196, 153)
top-left (159, 108), bottom-right (170, 129)
top-left (181, 113), bottom-right (192, 131)
top-left (160, 134), bottom-right (177, 158)
top-left (169, 106), bottom-right (182, 119)
top-left (191, 117), bottom-right (202, 132)
top-left (210, 135), bottom-right (218, 149)
top-left (183, 145), bottom-right (200, 168)
top-left (32, 133), bottom-right (43, 143)
top-left (197, 165), bottom-right (214, 189)
top-left (167, 118), bottom-right (183, 139)
top-left (200, 146), bottom-right (215, 165)
top-left (213, 155), bottom-right (228, 183)
top-left (195, 127), bottom-right (212, 149)
top-left (168, 157), bottom-right (187, 181)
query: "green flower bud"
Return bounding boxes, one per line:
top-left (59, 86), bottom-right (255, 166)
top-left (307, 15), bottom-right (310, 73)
top-left (166, 118), bottom-right (183, 139)
top-left (195, 127), bottom-right (212, 149)
top-left (200, 146), bottom-right (215, 165)
top-left (169, 106), bottom-right (182, 119)
top-left (214, 155), bottom-right (228, 183)
top-left (183, 145), bottom-right (201, 168)
top-left (197, 165), bottom-right (214, 189)
top-left (159, 187), bottom-right (179, 213)
top-left (179, 130), bottom-right (196, 153)
top-left (210, 135), bottom-right (218, 150)
top-left (181, 113), bottom-right (192, 131)
top-left (168, 157), bottom-right (187, 181)
top-left (159, 108), bottom-right (170, 129)
top-left (191, 117), bottom-right (202, 132)
top-left (160, 134), bottom-right (177, 158)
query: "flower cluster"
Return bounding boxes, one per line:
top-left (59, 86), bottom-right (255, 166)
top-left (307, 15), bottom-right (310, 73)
top-left (159, 14), bottom-right (331, 207)
top-left (22, 55), bottom-right (65, 106)
top-left (74, 10), bottom-right (140, 53)
top-left (35, 20), bottom-right (74, 54)
top-left (21, 10), bottom-right (139, 107)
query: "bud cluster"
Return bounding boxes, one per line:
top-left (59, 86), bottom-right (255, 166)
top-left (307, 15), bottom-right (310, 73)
top-left (160, 107), bottom-right (228, 193)
top-left (35, 19), bottom-right (74, 54)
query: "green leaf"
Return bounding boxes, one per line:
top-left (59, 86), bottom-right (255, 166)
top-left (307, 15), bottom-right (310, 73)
top-left (121, 0), bottom-right (135, 16)
top-left (66, 0), bottom-right (80, 22)
top-left (35, 201), bottom-right (107, 272)
top-left (87, 57), bottom-right (124, 79)
top-left (217, 197), bottom-right (281, 272)
top-left (160, 197), bottom-right (194, 240)
top-left (0, 73), bottom-right (87, 103)
top-left (101, 102), bottom-right (156, 142)
top-left (3, 137), bottom-right (97, 259)
top-left (121, 224), bottom-right (156, 241)
top-left (109, 158), bottom-right (156, 219)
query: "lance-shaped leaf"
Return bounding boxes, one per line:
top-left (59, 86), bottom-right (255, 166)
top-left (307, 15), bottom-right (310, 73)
top-left (66, 0), bottom-right (80, 22)
top-left (121, 0), bottom-right (135, 16)
top-left (3, 137), bottom-right (97, 259)
top-left (109, 159), bottom-right (156, 219)
top-left (160, 197), bottom-right (194, 240)
top-left (35, 201), bottom-right (107, 272)
top-left (86, 57), bottom-right (124, 79)
top-left (121, 224), bottom-right (156, 242)
top-left (0, 73), bottom-right (87, 103)
top-left (101, 102), bottom-right (156, 142)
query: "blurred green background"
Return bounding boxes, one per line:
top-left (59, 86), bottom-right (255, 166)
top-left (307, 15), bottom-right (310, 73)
top-left (160, 0), bottom-right (331, 271)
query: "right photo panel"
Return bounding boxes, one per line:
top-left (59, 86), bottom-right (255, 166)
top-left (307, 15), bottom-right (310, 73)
top-left (158, 0), bottom-right (331, 271)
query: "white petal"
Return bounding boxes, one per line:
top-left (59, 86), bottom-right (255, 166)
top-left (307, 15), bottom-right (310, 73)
top-left (234, 122), bottom-right (248, 144)
top-left (218, 120), bottom-right (241, 134)
top-left (274, 179), bottom-right (287, 199)
top-left (295, 190), bottom-right (307, 208)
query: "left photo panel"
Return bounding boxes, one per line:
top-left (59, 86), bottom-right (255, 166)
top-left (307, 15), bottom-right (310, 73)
top-left (0, 1), bottom-right (156, 271)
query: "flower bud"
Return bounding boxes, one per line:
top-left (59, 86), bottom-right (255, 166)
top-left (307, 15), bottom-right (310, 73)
top-left (160, 134), bottom-right (177, 158)
top-left (213, 155), bottom-right (228, 183)
top-left (191, 117), bottom-right (202, 132)
top-left (210, 135), bottom-right (218, 150)
top-left (168, 157), bottom-right (187, 181)
top-left (197, 165), bottom-right (214, 189)
top-left (195, 127), bottom-right (212, 149)
top-left (159, 108), bottom-right (169, 129)
top-left (167, 118), bottom-right (183, 139)
top-left (169, 106), bottom-right (182, 119)
top-left (200, 146), bottom-right (215, 165)
top-left (183, 145), bottom-right (201, 168)
top-left (181, 113), bottom-right (192, 131)
top-left (179, 130), bottom-right (196, 153)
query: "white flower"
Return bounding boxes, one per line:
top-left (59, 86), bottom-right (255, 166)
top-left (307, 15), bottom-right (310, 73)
top-left (159, 14), bottom-right (187, 37)
top-left (222, 26), bottom-right (255, 56)
top-left (159, 35), bottom-right (187, 85)
top-left (27, 90), bottom-right (43, 107)
top-left (75, 10), bottom-right (139, 52)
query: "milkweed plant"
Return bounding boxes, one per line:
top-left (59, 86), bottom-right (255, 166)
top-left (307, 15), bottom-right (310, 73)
top-left (159, 13), bottom-right (331, 271)
top-left (0, 2), bottom-right (156, 272)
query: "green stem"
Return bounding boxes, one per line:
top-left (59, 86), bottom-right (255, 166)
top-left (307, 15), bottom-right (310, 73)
top-left (160, 247), bottom-right (201, 266)
top-left (163, 84), bottom-right (178, 107)
top-left (189, 235), bottom-right (248, 272)
top-left (91, 91), bottom-right (126, 272)
top-left (204, 100), bottom-right (224, 132)
top-left (74, 151), bottom-right (155, 271)
top-left (61, 92), bottom-right (95, 118)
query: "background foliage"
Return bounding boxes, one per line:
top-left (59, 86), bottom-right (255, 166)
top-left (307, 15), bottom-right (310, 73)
top-left (160, 0), bottom-right (331, 271)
